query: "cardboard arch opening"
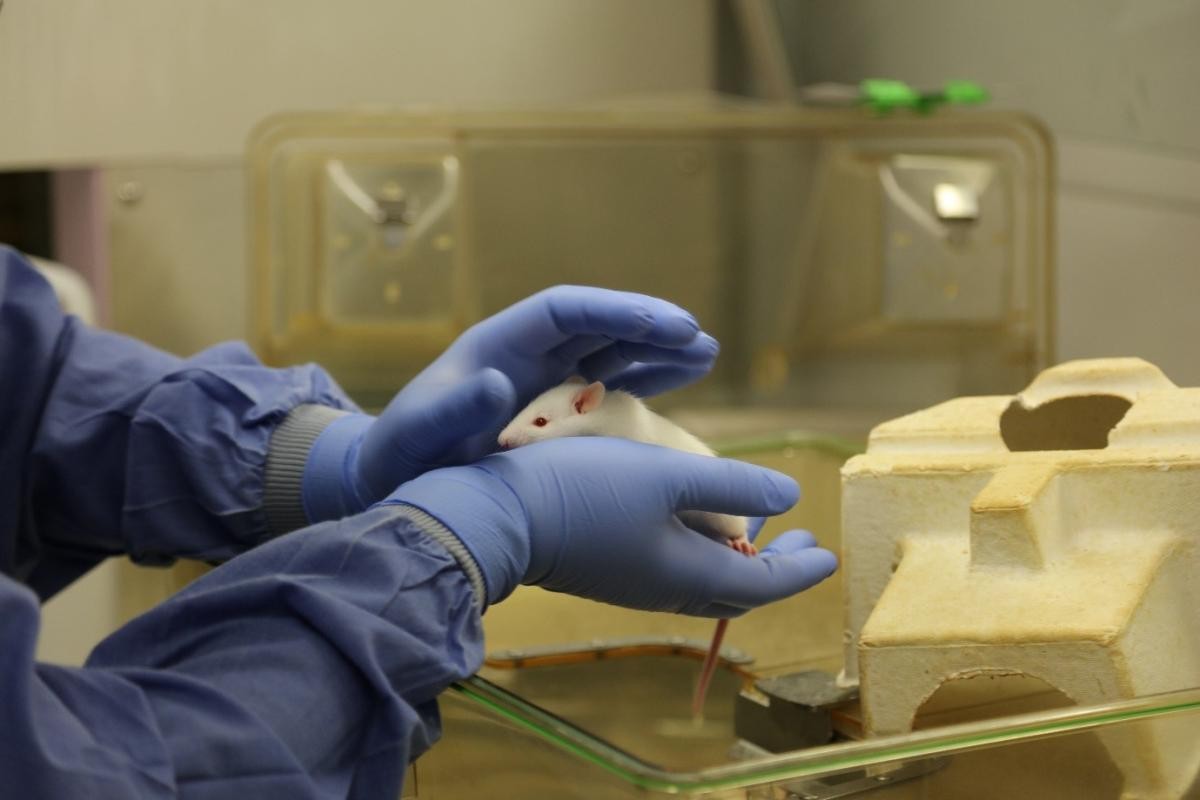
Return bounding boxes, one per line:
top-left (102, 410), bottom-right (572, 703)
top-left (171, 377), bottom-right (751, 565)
top-left (1000, 395), bottom-right (1132, 452)
top-left (913, 674), bottom-right (1121, 795)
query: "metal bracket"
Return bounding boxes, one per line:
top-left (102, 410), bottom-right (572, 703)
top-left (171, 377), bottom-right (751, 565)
top-left (731, 739), bottom-right (948, 799)
top-left (735, 670), bottom-right (858, 751)
top-left (782, 757), bottom-right (950, 800)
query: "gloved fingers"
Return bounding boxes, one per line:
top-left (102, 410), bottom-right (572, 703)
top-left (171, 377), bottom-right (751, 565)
top-left (707, 536), bottom-right (838, 610)
top-left (548, 334), bottom-right (617, 366)
top-left (668, 453), bottom-right (800, 518)
top-left (758, 528), bottom-right (818, 555)
top-left (605, 363), bottom-right (713, 398)
top-left (497, 286), bottom-right (702, 354)
top-left (685, 600), bottom-right (750, 619)
top-left (746, 516), bottom-right (767, 543)
top-left (577, 335), bottom-right (719, 385)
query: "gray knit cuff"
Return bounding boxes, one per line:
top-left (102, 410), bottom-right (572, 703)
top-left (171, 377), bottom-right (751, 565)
top-left (390, 504), bottom-right (487, 609)
top-left (264, 404), bottom-right (350, 537)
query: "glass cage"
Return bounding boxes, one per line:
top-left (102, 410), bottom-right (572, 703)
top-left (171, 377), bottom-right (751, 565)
top-left (243, 105), bottom-right (1166, 799)
top-left (249, 104), bottom-right (1054, 416)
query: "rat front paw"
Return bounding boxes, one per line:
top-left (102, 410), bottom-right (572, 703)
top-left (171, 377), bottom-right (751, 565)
top-left (728, 537), bottom-right (758, 557)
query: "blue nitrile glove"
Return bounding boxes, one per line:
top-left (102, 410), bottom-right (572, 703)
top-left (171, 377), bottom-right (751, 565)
top-left (384, 437), bottom-right (839, 615)
top-left (303, 287), bottom-right (720, 521)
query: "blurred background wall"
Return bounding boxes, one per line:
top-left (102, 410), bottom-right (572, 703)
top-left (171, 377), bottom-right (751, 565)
top-left (0, 0), bottom-right (713, 353)
top-left (751, 0), bottom-right (1200, 385)
top-left (1, 0), bottom-right (715, 664)
top-left (4, 0), bottom-right (1199, 665)
top-left (0, 0), bottom-right (712, 165)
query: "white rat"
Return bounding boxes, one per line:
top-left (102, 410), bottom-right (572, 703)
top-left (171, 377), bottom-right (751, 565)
top-left (499, 377), bottom-right (757, 716)
top-left (499, 377), bottom-right (754, 553)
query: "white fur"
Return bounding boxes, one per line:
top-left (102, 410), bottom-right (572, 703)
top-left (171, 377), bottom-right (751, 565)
top-left (502, 378), bottom-right (751, 717)
top-left (499, 379), bottom-right (747, 542)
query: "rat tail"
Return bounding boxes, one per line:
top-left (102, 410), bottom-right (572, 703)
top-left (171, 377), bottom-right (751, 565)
top-left (692, 619), bottom-right (729, 719)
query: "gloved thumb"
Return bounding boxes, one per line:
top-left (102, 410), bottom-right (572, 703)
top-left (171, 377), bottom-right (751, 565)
top-left (421, 367), bottom-right (517, 440)
top-left (360, 368), bottom-right (517, 500)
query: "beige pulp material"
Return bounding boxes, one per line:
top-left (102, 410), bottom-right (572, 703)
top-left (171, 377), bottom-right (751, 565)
top-left (841, 358), bottom-right (1200, 799)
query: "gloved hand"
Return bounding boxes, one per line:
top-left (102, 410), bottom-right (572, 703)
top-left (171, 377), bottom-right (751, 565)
top-left (384, 437), bottom-right (839, 615)
top-left (303, 287), bottom-right (719, 521)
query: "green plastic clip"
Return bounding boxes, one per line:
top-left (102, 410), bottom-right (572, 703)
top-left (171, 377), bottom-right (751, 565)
top-left (942, 80), bottom-right (989, 106)
top-left (861, 79), bottom-right (921, 113)
top-left (860, 79), bottom-right (989, 115)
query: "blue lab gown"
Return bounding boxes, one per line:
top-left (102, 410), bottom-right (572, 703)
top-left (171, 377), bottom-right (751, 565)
top-left (0, 246), bottom-right (485, 798)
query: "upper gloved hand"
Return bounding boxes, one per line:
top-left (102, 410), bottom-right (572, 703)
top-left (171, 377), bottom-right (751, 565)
top-left (384, 437), bottom-right (839, 615)
top-left (303, 287), bottom-right (719, 521)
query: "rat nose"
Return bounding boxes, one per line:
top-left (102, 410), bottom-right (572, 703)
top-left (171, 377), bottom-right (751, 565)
top-left (498, 438), bottom-right (512, 451)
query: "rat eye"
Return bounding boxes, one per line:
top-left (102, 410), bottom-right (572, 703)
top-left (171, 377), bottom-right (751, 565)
top-left (533, 417), bottom-right (548, 427)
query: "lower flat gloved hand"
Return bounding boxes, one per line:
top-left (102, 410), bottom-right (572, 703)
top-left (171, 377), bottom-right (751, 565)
top-left (384, 437), bottom-right (839, 616)
top-left (303, 287), bottom-right (719, 522)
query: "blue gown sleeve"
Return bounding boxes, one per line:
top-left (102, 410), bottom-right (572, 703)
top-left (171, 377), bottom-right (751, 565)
top-left (0, 246), bottom-right (359, 598)
top-left (1, 247), bottom-right (490, 794)
top-left (1, 505), bottom-right (485, 799)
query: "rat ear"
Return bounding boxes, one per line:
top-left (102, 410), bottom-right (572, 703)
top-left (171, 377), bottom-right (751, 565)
top-left (573, 381), bottom-right (606, 414)
top-left (563, 375), bottom-right (587, 386)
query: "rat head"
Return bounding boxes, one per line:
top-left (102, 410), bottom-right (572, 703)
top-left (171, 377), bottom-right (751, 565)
top-left (498, 377), bottom-right (607, 449)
